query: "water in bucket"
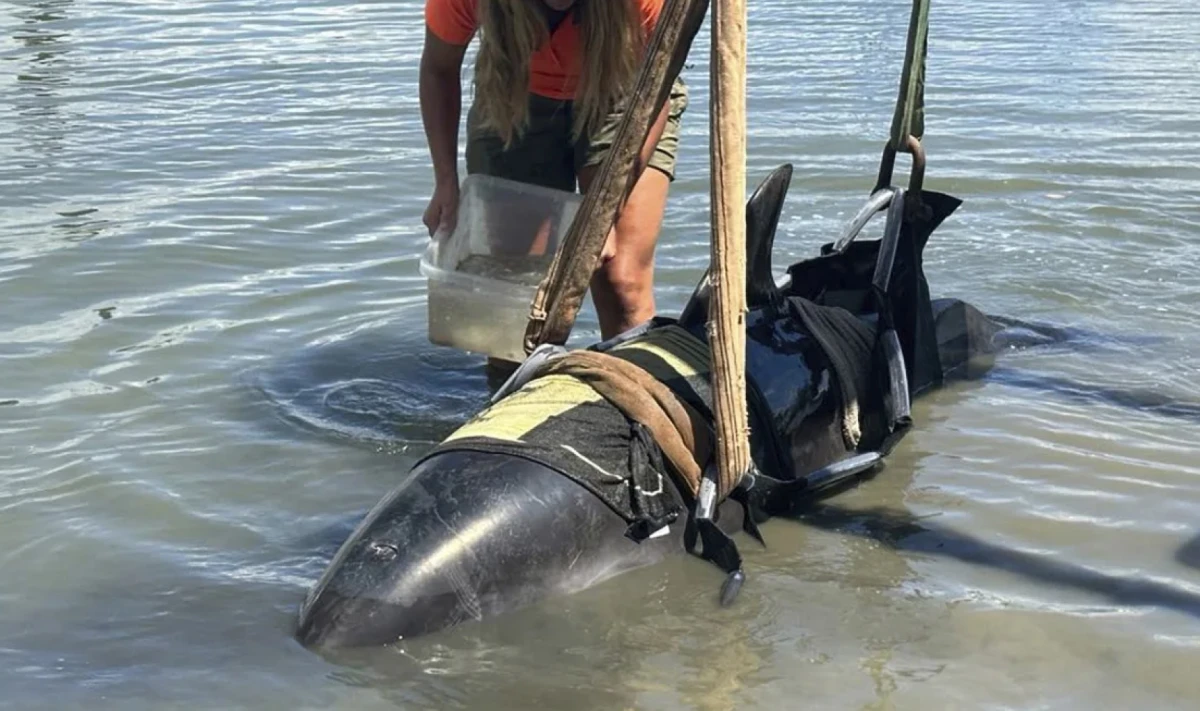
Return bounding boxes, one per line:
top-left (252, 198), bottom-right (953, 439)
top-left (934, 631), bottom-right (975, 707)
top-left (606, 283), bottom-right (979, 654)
top-left (420, 174), bottom-right (583, 362)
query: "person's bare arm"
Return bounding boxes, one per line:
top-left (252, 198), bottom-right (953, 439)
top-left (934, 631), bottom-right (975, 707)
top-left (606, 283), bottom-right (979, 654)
top-left (419, 28), bottom-right (470, 235)
top-left (420, 28), bottom-right (469, 188)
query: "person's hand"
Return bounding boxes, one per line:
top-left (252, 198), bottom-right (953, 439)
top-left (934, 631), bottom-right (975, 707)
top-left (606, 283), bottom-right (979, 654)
top-left (423, 178), bottom-right (459, 239)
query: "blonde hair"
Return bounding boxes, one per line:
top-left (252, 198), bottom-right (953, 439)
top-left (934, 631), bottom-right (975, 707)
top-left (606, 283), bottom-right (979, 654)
top-left (473, 0), bottom-right (645, 147)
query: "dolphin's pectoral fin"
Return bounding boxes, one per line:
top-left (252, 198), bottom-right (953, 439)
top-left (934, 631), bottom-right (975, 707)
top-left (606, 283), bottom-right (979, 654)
top-left (679, 164), bottom-right (793, 328)
top-left (931, 298), bottom-right (1004, 381)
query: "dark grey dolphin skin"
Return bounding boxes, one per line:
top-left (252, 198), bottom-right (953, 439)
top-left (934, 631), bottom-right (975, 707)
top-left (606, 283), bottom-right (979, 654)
top-left (294, 165), bottom-right (1035, 649)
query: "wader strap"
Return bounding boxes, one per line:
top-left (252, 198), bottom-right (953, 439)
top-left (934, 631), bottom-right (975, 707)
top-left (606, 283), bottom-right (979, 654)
top-left (786, 297), bottom-right (877, 449)
top-left (869, 190), bottom-right (915, 439)
top-left (694, 517), bottom-right (746, 607)
top-left (490, 342), bottom-right (569, 404)
top-left (737, 453), bottom-right (885, 519)
top-left (523, 0), bottom-right (710, 355)
top-left (527, 346), bottom-right (761, 603)
top-left (625, 422), bottom-right (682, 541)
top-left (535, 350), bottom-right (715, 499)
top-left (684, 461), bottom-right (764, 608)
top-left (589, 316), bottom-right (679, 353)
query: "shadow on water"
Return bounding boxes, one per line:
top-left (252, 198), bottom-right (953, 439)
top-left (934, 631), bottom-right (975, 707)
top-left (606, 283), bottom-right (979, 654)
top-left (987, 314), bottom-right (1168, 353)
top-left (243, 326), bottom-right (493, 453)
top-left (984, 365), bottom-right (1200, 425)
top-left (1178, 533), bottom-right (1200, 571)
top-left (958, 314), bottom-right (1200, 426)
top-left (790, 502), bottom-right (1200, 622)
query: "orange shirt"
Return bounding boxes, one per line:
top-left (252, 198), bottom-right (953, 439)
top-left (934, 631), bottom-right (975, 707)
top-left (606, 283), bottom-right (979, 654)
top-left (425, 0), bottom-right (664, 100)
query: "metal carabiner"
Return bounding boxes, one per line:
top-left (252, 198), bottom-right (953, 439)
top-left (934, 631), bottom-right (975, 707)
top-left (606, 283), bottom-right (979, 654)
top-left (874, 134), bottom-right (927, 209)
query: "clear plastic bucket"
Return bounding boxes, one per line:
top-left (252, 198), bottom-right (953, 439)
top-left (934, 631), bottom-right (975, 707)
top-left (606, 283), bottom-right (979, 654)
top-left (419, 174), bottom-right (583, 363)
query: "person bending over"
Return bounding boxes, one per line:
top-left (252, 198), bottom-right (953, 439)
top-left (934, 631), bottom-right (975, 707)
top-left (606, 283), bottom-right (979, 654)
top-left (419, 0), bottom-right (687, 377)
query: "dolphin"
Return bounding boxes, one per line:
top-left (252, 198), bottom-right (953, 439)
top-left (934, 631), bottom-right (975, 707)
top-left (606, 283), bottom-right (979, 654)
top-left (294, 164), bottom-right (1045, 649)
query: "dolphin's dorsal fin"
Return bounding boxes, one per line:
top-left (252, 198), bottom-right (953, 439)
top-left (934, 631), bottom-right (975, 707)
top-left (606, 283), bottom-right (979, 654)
top-left (679, 164), bottom-right (794, 328)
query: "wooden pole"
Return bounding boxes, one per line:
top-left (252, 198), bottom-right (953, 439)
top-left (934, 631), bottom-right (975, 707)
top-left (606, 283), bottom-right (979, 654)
top-left (708, 0), bottom-right (750, 499)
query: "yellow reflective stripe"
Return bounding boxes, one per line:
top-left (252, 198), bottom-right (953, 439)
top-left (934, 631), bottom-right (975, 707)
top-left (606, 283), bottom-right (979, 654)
top-left (443, 374), bottom-right (603, 443)
top-left (444, 326), bottom-right (709, 445)
top-left (610, 325), bottom-right (710, 381)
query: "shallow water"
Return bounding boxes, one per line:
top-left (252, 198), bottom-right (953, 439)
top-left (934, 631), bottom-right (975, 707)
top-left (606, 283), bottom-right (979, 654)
top-left (3, 0), bottom-right (1199, 709)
